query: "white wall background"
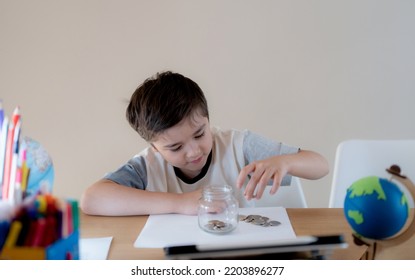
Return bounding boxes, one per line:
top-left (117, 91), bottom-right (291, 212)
top-left (1, 0), bottom-right (414, 207)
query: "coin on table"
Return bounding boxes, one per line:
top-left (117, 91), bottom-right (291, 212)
top-left (266, 220), bottom-right (281, 226)
top-left (238, 214), bottom-right (247, 221)
top-left (245, 215), bottom-right (261, 223)
top-left (251, 216), bottom-right (268, 225)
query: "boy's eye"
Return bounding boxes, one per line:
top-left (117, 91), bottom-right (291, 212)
top-left (195, 132), bottom-right (205, 139)
top-left (171, 146), bottom-right (182, 152)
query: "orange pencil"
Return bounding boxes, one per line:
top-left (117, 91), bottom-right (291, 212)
top-left (20, 149), bottom-right (30, 193)
top-left (4, 220), bottom-right (22, 248)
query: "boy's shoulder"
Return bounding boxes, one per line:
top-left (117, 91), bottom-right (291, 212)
top-left (134, 146), bottom-right (164, 163)
top-left (211, 126), bottom-right (248, 146)
top-left (211, 126), bottom-right (248, 136)
top-left (212, 126), bottom-right (254, 140)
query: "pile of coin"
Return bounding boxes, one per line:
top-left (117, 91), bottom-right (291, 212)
top-left (239, 214), bottom-right (281, 227)
top-left (204, 220), bottom-right (233, 232)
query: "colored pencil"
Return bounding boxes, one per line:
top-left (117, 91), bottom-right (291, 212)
top-left (1, 107), bottom-right (21, 200)
top-left (0, 116), bottom-right (8, 188)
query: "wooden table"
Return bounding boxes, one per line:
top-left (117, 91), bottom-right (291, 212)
top-left (80, 208), bottom-right (374, 260)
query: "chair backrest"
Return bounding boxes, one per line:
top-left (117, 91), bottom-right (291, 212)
top-left (329, 139), bottom-right (415, 208)
top-left (253, 176), bottom-right (308, 208)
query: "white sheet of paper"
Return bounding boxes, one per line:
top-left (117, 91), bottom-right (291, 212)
top-left (134, 207), bottom-right (296, 248)
top-left (80, 236), bottom-right (113, 260)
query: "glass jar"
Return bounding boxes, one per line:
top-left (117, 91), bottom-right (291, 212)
top-left (198, 184), bottom-right (239, 234)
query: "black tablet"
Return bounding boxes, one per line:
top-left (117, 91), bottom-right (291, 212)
top-left (164, 235), bottom-right (348, 260)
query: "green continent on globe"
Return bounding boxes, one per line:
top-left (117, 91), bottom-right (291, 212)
top-left (401, 195), bottom-right (409, 207)
top-left (348, 176), bottom-right (386, 200)
top-left (347, 210), bottom-right (364, 224)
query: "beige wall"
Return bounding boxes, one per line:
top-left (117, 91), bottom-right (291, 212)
top-left (1, 0), bottom-right (414, 207)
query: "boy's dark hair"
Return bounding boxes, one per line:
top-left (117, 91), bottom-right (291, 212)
top-left (126, 71), bottom-right (209, 142)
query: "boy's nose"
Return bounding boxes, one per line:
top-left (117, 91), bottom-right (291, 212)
top-left (186, 142), bottom-right (201, 158)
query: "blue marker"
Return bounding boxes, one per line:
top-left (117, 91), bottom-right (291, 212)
top-left (0, 201), bottom-right (13, 250)
top-left (0, 220), bottom-right (10, 250)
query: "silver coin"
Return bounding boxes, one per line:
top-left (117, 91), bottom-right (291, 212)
top-left (250, 215), bottom-right (262, 219)
top-left (245, 215), bottom-right (261, 223)
top-left (252, 218), bottom-right (267, 226)
top-left (207, 220), bottom-right (226, 228)
top-left (243, 215), bottom-right (254, 222)
top-left (205, 223), bottom-right (216, 230)
top-left (208, 219), bottom-right (222, 225)
top-left (259, 216), bottom-right (269, 222)
top-left (267, 220), bottom-right (281, 226)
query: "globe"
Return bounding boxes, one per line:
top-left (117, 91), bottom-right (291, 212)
top-left (344, 176), bottom-right (409, 240)
top-left (19, 136), bottom-right (54, 197)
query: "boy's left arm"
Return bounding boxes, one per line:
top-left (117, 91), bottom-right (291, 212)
top-left (236, 149), bottom-right (329, 200)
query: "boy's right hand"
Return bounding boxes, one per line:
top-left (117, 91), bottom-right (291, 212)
top-left (176, 188), bottom-right (203, 215)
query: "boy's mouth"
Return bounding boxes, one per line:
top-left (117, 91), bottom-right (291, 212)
top-left (190, 156), bottom-right (204, 164)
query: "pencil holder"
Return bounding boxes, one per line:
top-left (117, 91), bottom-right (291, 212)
top-left (0, 230), bottom-right (79, 260)
top-left (0, 194), bottom-right (80, 260)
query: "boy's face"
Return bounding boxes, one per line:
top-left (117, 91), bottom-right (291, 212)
top-left (151, 112), bottom-right (213, 179)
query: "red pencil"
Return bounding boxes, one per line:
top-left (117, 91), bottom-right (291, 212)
top-left (2, 122), bottom-right (14, 199)
top-left (66, 201), bottom-right (73, 236)
top-left (31, 217), bottom-right (47, 247)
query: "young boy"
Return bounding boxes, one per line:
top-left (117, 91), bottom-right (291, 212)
top-left (80, 71), bottom-right (329, 216)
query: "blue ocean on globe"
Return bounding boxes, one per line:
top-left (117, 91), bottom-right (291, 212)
top-left (20, 136), bottom-right (54, 197)
top-left (344, 176), bottom-right (409, 240)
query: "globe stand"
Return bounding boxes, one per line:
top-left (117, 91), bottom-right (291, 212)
top-left (352, 165), bottom-right (415, 259)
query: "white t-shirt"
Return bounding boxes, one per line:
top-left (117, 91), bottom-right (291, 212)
top-left (104, 127), bottom-right (299, 207)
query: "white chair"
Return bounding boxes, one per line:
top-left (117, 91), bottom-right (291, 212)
top-left (329, 139), bottom-right (415, 208)
top-left (253, 176), bottom-right (308, 208)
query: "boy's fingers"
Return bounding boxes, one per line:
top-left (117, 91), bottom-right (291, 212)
top-left (254, 185), bottom-right (266, 199)
top-left (270, 172), bottom-right (282, 195)
top-left (236, 164), bottom-right (255, 188)
top-left (244, 169), bottom-right (266, 200)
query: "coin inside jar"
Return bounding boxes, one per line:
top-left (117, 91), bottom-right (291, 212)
top-left (204, 220), bottom-right (233, 232)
